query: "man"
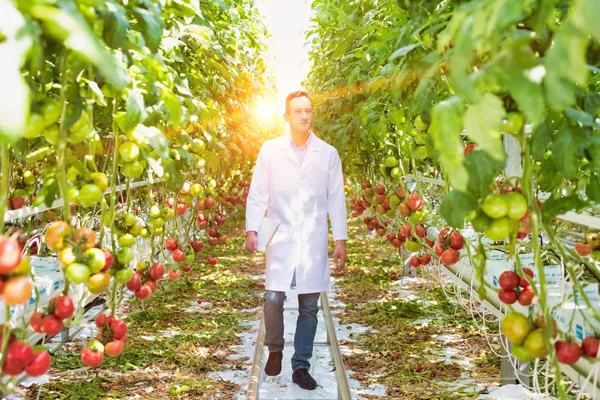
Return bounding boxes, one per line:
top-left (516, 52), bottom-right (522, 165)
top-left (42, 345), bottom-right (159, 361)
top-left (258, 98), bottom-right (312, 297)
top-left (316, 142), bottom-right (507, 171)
top-left (245, 91), bottom-right (348, 390)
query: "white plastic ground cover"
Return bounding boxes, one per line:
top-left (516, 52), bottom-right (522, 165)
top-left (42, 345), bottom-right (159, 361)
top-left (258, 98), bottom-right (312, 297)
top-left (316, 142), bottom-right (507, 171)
top-left (477, 383), bottom-right (557, 399)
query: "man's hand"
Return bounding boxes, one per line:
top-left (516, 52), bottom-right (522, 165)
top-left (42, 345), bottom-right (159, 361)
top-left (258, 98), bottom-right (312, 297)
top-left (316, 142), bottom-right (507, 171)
top-left (245, 231), bottom-right (258, 253)
top-left (333, 240), bottom-right (346, 272)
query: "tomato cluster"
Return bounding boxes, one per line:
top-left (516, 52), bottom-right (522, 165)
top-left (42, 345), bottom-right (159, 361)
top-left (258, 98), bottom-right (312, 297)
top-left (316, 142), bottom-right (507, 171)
top-left (474, 190), bottom-right (529, 241)
top-left (48, 223), bottom-right (115, 294)
top-left (497, 269), bottom-right (535, 306)
top-left (126, 262), bottom-right (163, 300)
top-left (434, 228), bottom-right (464, 266)
top-left (30, 295), bottom-right (75, 336)
top-left (502, 312), bottom-right (549, 361)
top-left (66, 167), bottom-right (108, 208)
top-left (0, 234), bottom-right (33, 305)
top-left (1, 333), bottom-right (51, 377)
top-left (8, 168), bottom-right (39, 210)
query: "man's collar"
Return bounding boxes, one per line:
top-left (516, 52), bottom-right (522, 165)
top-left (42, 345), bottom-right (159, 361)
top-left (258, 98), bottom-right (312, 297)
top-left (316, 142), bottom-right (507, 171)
top-left (287, 131), bottom-right (314, 150)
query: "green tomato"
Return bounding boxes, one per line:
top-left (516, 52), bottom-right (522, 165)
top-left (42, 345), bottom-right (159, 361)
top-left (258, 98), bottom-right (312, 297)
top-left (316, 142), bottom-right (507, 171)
top-left (90, 172), bottom-right (108, 192)
top-left (119, 141), bottom-right (140, 163)
top-left (409, 209), bottom-right (428, 224)
top-left (118, 233), bottom-right (135, 248)
top-left (485, 217), bottom-right (513, 241)
top-left (512, 344), bottom-right (535, 362)
top-left (415, 145), bottom-right (428, 161)
top-left (65, 263), bottom-right (91, 284)
top-left (116, 247), bottom-right (135, 265)
top-left (43, 124), bottom-right (59, 145)
top-left (136, 261), bottom-right (148, 272)
top-left (414, 115), bottom-right (429, 131)
top-left (129, 220), bottom-right (144, 237)
top-left (150, 217), bottom-right (165, 229)
top-left (405, 240), bottom-right (421, 253)
top-left (190, 183), bottom-right (203, 197)
top-left (505, 192), bottom-right (528, 220)
top-left (390, 167), bottom-right (401, 179)
top-left (414, 133), bottom-right (427, 146)
top-left (66, 166), bottom-right (81, 185)
top-left (140, 228), bottom-right (149, 238)
top-left (23, 170), bottom-right (35, 186)
top-left (84, 248), bottom-right (106, 274)
top-left (502, 112), bottom-right (524, 134)
top-left (150, 205), bottom-right (161, 218)
top-left (67, 186), bottom-right (80, 206)
top-left (24, 113), bottom-right (46, 139)
top-left (115, 268), bottom-right (133, 284)
top-left (193, 138), bottom-right (206, 153)
top-left (77, 184), bottom-right (103, 207)
top-left (40, 99), bottom-right (61, 126)
top-left (170, 385), bottom-right (183, 395)
top-left (384, 156), bottom-right (399, 168)
top-left (482, 194), bottom-right (509, 219)
top-left (121, 161), bottom-right (144, 178)
top-left (162, 208), bottom-right (174, 220)
top-left (123, 212), bottom-right (136, 227)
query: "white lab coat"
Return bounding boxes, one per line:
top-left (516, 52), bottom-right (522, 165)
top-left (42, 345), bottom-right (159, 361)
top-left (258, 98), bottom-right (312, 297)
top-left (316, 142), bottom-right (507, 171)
top-left (245, 132), bottom-right (348, 294)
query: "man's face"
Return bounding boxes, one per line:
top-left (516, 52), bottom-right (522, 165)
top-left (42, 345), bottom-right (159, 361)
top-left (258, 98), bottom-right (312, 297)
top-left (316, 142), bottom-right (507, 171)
top-left (285, 96), bottom-right (313, 134)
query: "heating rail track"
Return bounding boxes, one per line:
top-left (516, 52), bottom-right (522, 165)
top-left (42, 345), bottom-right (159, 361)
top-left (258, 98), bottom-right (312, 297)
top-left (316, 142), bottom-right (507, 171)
top-left (246, 292), bottom-right (352, 400)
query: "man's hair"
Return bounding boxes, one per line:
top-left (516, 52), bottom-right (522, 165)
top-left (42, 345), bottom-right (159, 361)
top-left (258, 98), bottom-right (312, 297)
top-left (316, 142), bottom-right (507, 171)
top-left (285, 91), bottom-right (312, 114)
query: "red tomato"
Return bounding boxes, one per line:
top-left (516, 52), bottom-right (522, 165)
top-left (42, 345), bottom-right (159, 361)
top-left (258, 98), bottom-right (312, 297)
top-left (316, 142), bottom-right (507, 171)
top-left (0, 236), bottom-right (22, 274)
top-left (126, 272), bottom-right (142, 292)
top-left (150, 263), bottom-right (165, 280)
top-left (498, 290), bottom-right (518, 304)
top-left (105, 340), bottom-right (125, 357)
top-left (109, 319), bottom-right (127, 339)
top-left (29, 311), bottom-right (44, 333)
top-left (41, 315), bottom-right (64, 336)
top-left (420, 254), bottom-right (432, 265)
top-left (409, 256), bottom-right (421, 268)
top-left (52, 295), bottom-right (75, 320)
top-left (449, 231), bottom-right (464, 250)
top-left (406, 193), bottom-right (423, 211)
top-left (440, 249), bottom-right (460, 266)
top-left (25, 350), bottom-right (52, 377)
top-left (4, 341), bottom-right (33, 371)
top-left (165, 237), bottom-right (178, 252)
top-left (81, 347), bottom-right (104, 368)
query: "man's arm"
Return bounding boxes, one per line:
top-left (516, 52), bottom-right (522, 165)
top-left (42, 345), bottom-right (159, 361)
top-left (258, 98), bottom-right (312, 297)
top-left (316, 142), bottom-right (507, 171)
top-left (245, 146), bottom-right (270, 253)
top-left (327, 150), bottom-right (348, 270)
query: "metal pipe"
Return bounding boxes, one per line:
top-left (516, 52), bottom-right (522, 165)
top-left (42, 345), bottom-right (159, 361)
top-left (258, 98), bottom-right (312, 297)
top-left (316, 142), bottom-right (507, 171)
top-left (320, 292), bottom-right (352, 400)
top-left (246, 314), bottom-right (266, 400)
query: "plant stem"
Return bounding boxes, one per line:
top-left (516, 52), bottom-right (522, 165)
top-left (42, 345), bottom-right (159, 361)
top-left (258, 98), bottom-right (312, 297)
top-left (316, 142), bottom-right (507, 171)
top-left (0, 143), bottom-right (10, 234)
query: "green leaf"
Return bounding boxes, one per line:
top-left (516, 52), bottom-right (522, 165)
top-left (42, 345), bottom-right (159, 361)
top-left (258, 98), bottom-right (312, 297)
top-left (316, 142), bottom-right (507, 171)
top-left (587, 174), bottom-right (600, 203)
top-left (87, 81), bottom-right (107, 107)
top-left (0, 2), bottom-right (32, 143)
top-left (102, 1), bottom-right (130, 50)
top-left (440, 190), bottom-right (479, 228)
top-left (464, 93), bottom-right (505, 161)
top-left (541, 195), bottom-right (587, 223)
top-left (571, 0), bottom-right (600, 41)
top-left (544, 22), bottom-right (589, 111)
top-left (163, 158), bottom-right (183, 192)
top-left (132, 2), bottom-right (163, 52)
top-left (203, 151), bottom-right (220, 173)
top-left (388, 43), bottom-right (421, 61)
top-left (464, 150), bottom-right (504, 199)
top-left (429, 97), bottom-right (468, 192)
top-left (565, 108), bottom-right (600, 129)
top-left (29, 2), bottom-right (128, 90)
top-left (550, 122), bottom-right (582, 179)
top-left (530, 121), bottom-right (553, 161)
top-left (162, 90), bottom-right (182, 128)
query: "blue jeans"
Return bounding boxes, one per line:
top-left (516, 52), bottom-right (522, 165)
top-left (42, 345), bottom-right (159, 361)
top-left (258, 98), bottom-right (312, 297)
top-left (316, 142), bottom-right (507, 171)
top-left (263, 290), bottom-right (320, 372)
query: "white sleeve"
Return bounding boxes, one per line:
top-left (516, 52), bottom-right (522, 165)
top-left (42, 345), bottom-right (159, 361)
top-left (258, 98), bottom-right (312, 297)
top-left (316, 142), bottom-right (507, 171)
top-left (327, 149), bottom-right (348, 241)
